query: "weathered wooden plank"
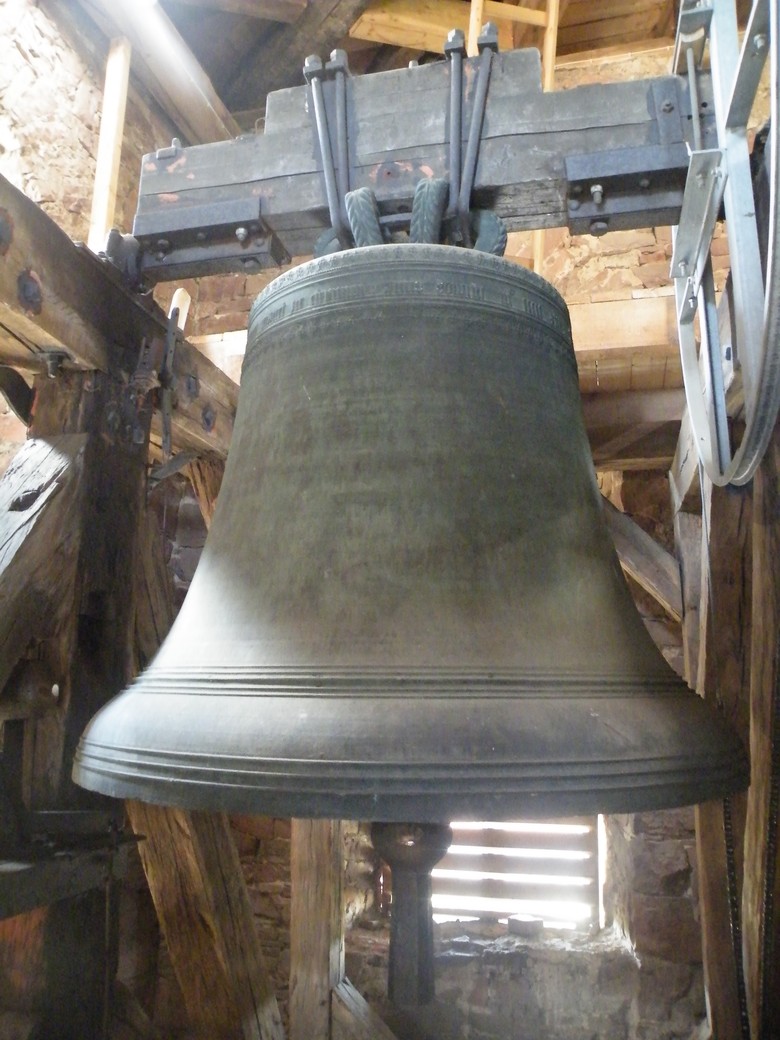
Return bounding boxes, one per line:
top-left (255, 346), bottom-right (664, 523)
top-left (431, 874), bottom-right (596, 905)
top-left (351, 0), bottom-right (547, 55)
top-left (88, 36), bottom-right (132, 254)
top-left (0, 435), bottom-right (86, 695)
top-left (185, 455), bottom-right (225, 529)
top-left (332, 979), bottom-right (399, 1040)
top-left (671, 508), bottom-right (702, 689)
top-left (570, 296), bottom-right (678, 357)
top-left (591, 421), bottom-right (670, 468)
top-left (128, 802), bottom-right (285, 1040)
top-left (439, 851), bottom-right (594, 877)
top-left (669, 407), bottom-right (703, 514)
top-left (581, 388), bottom-right (685, 427)
top-left (693, 476), bottom-right (752, 1040)
top-left (0, 846), bottom-right (123, 920)
top-left (602, 497), bottom-right (683, 621)
top-left (26, 371), bottom-right (151, 806)
top-left (290, 819), bottom-right (344, 1040)
top-left (0, 174), bottom-right (237, 459)
top-left (743, 427), bottom-right (780, 1039)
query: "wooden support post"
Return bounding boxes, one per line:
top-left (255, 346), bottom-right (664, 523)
top-left (88, 36), bottom-right (131, 254)
top-left (289, 819), bottom-right (345, 1040)
top-left (689, 477), bottom-right (752, 1040)
top-left (127, 802), bottom-right (285, 1040)
top-left (0, 364), bottom-right (151, 1036)
top-left (467, 0), bottom-right (485, 56)
top-left (743, 427), bottom-right (780, 1039)
top-left (129, 487), bottom-right (285, 1040)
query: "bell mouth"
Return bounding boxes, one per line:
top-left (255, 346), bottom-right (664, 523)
top-left (73, 664), bottom-right (748, 821)
top-left (73, 245), bottom-right (749, 819)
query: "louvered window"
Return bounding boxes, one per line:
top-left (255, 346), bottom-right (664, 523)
top-left (431, 818), bottom-right (601, 932)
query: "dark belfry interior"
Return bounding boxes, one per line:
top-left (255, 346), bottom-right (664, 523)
top-left (0, 2), bottom-right (778, 1040)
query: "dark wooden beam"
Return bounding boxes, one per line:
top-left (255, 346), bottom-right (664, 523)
top-left (136, 49), bottom-right (704, 275)
top-left (168, 0), bottom-right (308, 21)
top-left (691, 478), bottom-right (751, 1040)
top-left (223, 0), bottom-right (374, 111)
top-left (743, 427), bottom-right (780, 1038)
top-left (0, 436), bottom-right (86, 695)
top-left (75, 0), bottom-right (241, 143)
top-left (0, 844), bottom-right (126, 920)
top-left (0, 364), bottom-right (151, 1038)
top-left (0, 174), bottom-right (237, 459)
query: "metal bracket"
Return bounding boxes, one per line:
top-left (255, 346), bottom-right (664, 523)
top-left (128, 335), bottom-right (163, 445)
top-left (671, 148), bottom-right (727, 313)
top-left (671, 0), bottom-right (777, 486)
top-left (160, 304), bottom-right (184, 459)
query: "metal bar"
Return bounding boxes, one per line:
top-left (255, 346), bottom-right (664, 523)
top-left (708, 0), bottom-right (765, 414)
top-left (444, 29), bottom-right (466, 222)
top-left (329, 49), bottom-right (351, 227)
top-left (670, 148), bottom-right (726, 296)
top-left (303, 55), bottom-right (349, 247)
top-left (699, 256), bottom-right (731, 472)
top-left (686, 43), bottom-right (703, 151)
top-left (673, 0), bottom-right (713, 74)
top-left (457, 24), bottom-right (498, 243)
top-left (674, 257), bottom-right (720, 479)
top-left (726, 0), bottom-right (770, 130)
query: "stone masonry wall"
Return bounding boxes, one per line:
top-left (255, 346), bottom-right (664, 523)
top-left (1, 0), bottom-right (176, 242)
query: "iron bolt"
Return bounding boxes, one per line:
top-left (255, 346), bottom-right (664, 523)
top-left (639, 177), bottom-right (650, 189)
top-left (661, 99), bottom-right (674, 113)
top-left (235, 226), bottom-right (249, 243)
top-left (589, 219), bottom-right (609, 235)
top-left (752, 33), bottom-right (767, 52)
top-left (678, 260), bottom-right (688, 274)
top-left (569, 198), bottom-right (580, 210)
top-left (590, 184), bottom-right (604, 205)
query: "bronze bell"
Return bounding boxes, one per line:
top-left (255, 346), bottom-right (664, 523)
top-left (72, 244), bottom-right (748, 820)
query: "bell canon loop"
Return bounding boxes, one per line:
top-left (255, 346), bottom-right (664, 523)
top-left (72, 244), bottom-right (749, 821)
